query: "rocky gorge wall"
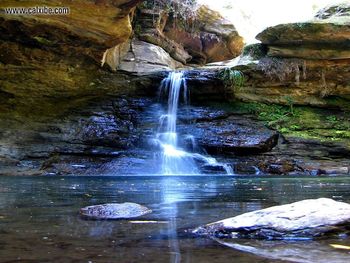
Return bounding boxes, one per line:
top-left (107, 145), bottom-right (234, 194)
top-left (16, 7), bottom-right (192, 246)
top-left (0, 0), bottom-right (349, 176)
top-left (0, 0), bottom-right (148, 115)
top-left (187, 3), bottom-right (350, 110)
top-left (233, 3), bottom-right (350, 109)
top-left (0, 0), bottom-right (244, 175)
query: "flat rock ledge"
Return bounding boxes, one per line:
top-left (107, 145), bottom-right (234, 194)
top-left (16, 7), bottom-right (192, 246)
top-left (192, 198), bottom-right (350, 240)
top-left (80, 203), bottom-right (152, 220)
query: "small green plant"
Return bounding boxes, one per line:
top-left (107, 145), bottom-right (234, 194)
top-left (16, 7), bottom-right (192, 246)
top-left (33, 36), bottom-right (53, 46)
top-left (289, 124), bottom-right (301, 130)
top-left (134, 24), bottom-right (142, 36)
top-left (218, 68), bottom-right (245, 90)
top-left (242, 43), bottom-right (267, 60)
top-left (326, 115), bottom-right (338, 122)
top-left (283, 96), bottom-right (295, 116)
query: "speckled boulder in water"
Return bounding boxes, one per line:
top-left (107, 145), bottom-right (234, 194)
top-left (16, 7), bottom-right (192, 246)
top-left (192, 198), bottom-right (350, 240)
top-left (80, 203), bottom-right (152, 219)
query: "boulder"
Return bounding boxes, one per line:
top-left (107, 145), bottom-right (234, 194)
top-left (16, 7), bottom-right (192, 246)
top-left (80, 202), bottom-right (152, 219)
top-left (135, 5), bottom-right (244, 65)
top-left (196, 5), bottom-right (244, 62)
top-left (118, 39), bottom-right (182, 74)
top-left (164, 5), bottom-right (244, 64)
top-left (192, 198), bottom-right (350, 239)
top-left (136, 9), bottom-right (192, 65)
top-left (256, 2), bottom-right (350, 60)
top-left (0, 0), bottom-right (142, 48)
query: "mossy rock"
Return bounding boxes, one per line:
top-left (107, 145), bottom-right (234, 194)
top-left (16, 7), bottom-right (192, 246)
top-left (242, 43), bottom-right (267, 60)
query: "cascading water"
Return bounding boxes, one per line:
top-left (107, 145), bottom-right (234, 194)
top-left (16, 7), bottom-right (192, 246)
top-left (154, 71), bottom-right (233, 175)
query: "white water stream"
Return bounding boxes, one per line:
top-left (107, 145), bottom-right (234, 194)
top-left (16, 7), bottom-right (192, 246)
top-left (154, 72), bottom-right (233, 175)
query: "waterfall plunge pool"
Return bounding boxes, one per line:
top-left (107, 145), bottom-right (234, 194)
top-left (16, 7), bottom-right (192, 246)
top-left (1, 175), bottom-right (350, 262)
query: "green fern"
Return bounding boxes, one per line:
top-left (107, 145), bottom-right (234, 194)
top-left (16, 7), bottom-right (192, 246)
top-left (218, 68), bottom-right (245, 89)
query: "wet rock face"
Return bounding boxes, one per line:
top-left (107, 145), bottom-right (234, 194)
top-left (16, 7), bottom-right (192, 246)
top-left (80, 203), bottom-right (152, 219)
top-left (192, 198), bottom-right (350, 240)
top-left (0, 98), bottom-right (348, 176)
top-left (0, 97), bottom-right (154, 175)
top-left (178, 114), bottom-right (279, 155)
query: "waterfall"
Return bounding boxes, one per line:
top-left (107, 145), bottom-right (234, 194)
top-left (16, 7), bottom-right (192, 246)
top-left (154, 71), bottom-right (233, 175)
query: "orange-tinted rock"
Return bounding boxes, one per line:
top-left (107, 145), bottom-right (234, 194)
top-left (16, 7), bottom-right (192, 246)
top-left (0, 0), bottom-right (142, 50)
top-left (195, 5), bottom-right (244, 62)
top-left (135, 9), bottom-right (192, 65)
top-left (136, 4), bottom-right (244, 65)
top-left (0, 0), bottom-right (142, 114)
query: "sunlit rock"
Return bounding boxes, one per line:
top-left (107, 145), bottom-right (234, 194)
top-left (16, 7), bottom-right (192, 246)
top-left (193, 198), bottom-right (350, 240)
top-left (118, 39), bottom-right (183, 74)
top-left (136, 9), bottom-right (192, 65)
top-left (256, 2), bottom-right (350, 60)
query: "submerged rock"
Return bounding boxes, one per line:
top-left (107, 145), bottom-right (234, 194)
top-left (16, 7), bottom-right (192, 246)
top-left (192, 198), bottom-right (350, 240)
top-left (80, 203), bottom-right (152, 220)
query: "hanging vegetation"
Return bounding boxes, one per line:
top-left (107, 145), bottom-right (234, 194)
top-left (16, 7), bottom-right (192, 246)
top-left (218, 68), bottom-right (245, 90)
top-left (139, 0), bottom-right (199, 31)
top-left (139, 0), bottom-right (199, 20)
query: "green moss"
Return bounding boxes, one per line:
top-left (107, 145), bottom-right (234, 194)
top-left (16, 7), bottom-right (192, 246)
top-left (207, 100), bottom-right (350, 146)
top-left (242, 43), bottom-right (267, 60)
top-left (294, 22), bottom-right (325, 33)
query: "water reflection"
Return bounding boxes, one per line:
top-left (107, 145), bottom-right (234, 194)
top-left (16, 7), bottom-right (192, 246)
top-left (0, 176), bottom-right (350, 262)
top-left (215, 238), bottom-right (350, 263)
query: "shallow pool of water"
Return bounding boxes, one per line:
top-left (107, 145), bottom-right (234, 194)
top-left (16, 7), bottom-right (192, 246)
top-left (1, 175), bottom-right (350, 262)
